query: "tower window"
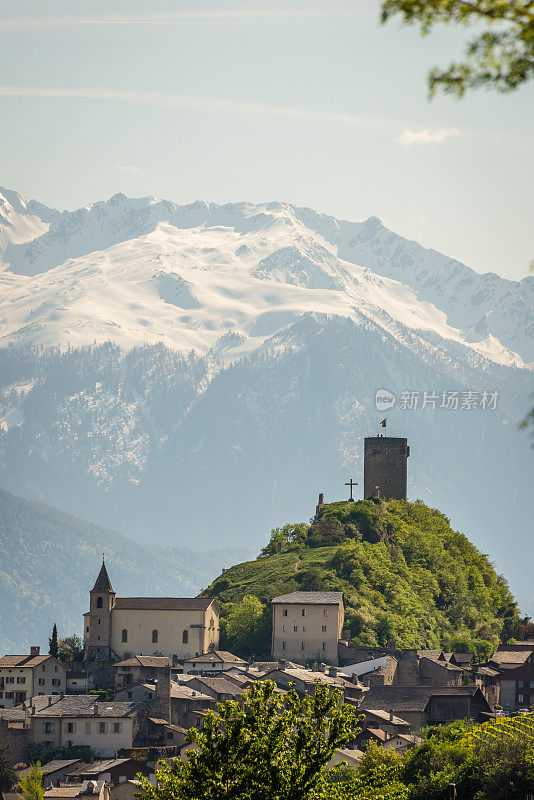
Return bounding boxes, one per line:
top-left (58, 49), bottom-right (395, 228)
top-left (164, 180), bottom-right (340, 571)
top-left (182, 630), bottom-right (188, 644)
top-left (97, 597), bottom-right (103, 609)
top-left (152, 630), bottom-right (158, 643)
top-left (122, 629), bottom-right (128, 643)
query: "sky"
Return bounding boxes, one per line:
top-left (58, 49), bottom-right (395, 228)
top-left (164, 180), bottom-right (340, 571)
top-left (0, 0), bottom-right (532, 280)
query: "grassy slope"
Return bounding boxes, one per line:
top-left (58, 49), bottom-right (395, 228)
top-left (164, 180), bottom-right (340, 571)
top-left (204, 499), bottom-right (518, 652)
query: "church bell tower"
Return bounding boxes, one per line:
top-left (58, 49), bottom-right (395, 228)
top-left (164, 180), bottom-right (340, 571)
top-left (85, 559), bottom-right (116, 662)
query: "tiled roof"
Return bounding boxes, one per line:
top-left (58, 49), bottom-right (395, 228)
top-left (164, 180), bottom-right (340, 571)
top-left (0, 654), bottom-right (65, 669)
top-left (70, 760), bottom-right (135, 776)
top-left (113, 597), bottom-right (216, 611)
top-left (91, 562), bottom-right (114, 593)
top-left (114, 656), bottom-right (171, 668)
top-left (16, 760), bottom-right (82, 779)
top-left (267, 667), bottom-right (346, 687)
top-left (360, 686), bottom-right (483, 713)
top-left (272, 592), bottom-right (343, 605)
top-left (364, 709), bottom-right (410, 726)
top-left (490, 651), bottom-right (532, 667)
top-left (14, 695), bottom-right (142, 718)
top-left (184, 651), bottom-right (246, 664)
top-left (420, 656), bottom-right (464, 672)
top-left (366, 727), bottom-right (388, 741)
top-left (171, 684), bottom-right (211, 701)
top-left (190, 677), bottom-right (246, 695)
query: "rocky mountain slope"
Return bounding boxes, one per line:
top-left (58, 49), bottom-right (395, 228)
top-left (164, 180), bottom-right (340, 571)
top-left (0, 186), bottom-right (532, 613)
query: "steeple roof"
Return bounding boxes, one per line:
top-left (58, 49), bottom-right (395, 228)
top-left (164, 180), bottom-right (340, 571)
top-left (91, 561), bottom-right (114, 594)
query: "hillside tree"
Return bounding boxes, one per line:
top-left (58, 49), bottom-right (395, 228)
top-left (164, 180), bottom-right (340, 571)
top-left (0, 746), bottom-right (16, 793)
top-left (381, 0), bottom-right (534, 96)
top-left (137, 680), bottom-right (359, 800)
top-left (57, 634), bottom-right (84, 662)
top-left (48, 624), bottom-right (58, 658)
top-left (15, 763), bottom-right (44, 800)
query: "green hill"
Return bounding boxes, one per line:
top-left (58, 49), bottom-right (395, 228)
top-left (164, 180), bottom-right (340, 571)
top-left (0, 487), bottom-right (250, 654)
top-left (203, 498), bottom-right (519, 656)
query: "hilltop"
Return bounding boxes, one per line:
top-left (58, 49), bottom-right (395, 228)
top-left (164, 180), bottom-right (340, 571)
top-left (0, 487), bottom-right (250, 653)
top-left (203, 499), bottom-right (519, 656)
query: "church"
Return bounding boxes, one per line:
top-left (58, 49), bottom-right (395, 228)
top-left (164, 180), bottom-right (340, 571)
top-left (83, 561), bottom-right (220, 662)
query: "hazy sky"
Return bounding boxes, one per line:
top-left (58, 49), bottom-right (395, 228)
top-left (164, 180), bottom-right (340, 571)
top-left (0, 0), bottom-right (532, 279)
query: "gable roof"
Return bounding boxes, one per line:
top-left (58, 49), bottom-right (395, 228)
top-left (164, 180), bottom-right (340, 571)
top-left (4, 695), bottom-right (142, 719)
top-left (113, 597), bottom-right (217, 611)
top-left (114, 656), bottom-right (171, 668)
top-left (188, 677), bottom-right (246, 695)
top-left (364, 709), bottom-right (410, 726)
top-left (0, 654), bottom-right (66, 670)
top-left (360, 686), bottom-right (488, 713)
top-left (91, 562), bottom-right (114, 594)
top-left (489, 650), bottom-right (532, 668)
top-left (184, 651), bottom-right (246, 665)
top-left (271, 591), bottom-right (343, 605)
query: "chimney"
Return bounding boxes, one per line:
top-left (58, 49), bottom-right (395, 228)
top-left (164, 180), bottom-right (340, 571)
top-left (328, 667), bottom-right (338, 677)
top-left (93, 702), bottom-right (99, 716)
top-left (389, 709), bottom-right (394, 722)
top-left (277, 659), bottom-right (287, 669)
top-left (30, 646), bottom-right (40, 657)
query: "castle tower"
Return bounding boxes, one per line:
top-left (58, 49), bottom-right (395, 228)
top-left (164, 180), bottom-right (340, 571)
top-left (85, 559), bottom-right (116, 662)
top-left (364, 436), bottom-right (410, 500)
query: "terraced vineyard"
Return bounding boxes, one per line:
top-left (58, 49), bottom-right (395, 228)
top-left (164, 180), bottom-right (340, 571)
top-left (463, 713), bottom-right (534, 746)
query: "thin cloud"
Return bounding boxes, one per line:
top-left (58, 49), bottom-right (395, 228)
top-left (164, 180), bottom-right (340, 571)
top-left (397, 128), bottom-right (461, 147)
top-left (0, 85), bottom-right (406, 132)
top-left (0, 10), bottom-right (366, 30)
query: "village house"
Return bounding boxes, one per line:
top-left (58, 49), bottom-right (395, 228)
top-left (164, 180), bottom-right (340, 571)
top-left (83, 562), bottom-right (219, 663)
top-left (64, 759), bottom-right (151, 786)
top-left (44, 781), bottom-right (109, 800)
top-left (0, 647), bottom-right (68, 709)
top-left (182, 651), bottom-right (247, 674)
top-left (184, 676), bottom-right (247, 703)
top-left (498, 662), bottom-right (534, 712)
top-left (360, 686), bottom-right (492, 731)
top-left (271, 592), bottom-right (345, 666)
top-left (15, 760), bottom-right (85, 788)
top-left (113, 656), bottom-right (171, 687)
top-left (382, 734), bottom-right (422, 754)
top-left (1, 695), bottom-right (143, 756)
top-left (262, 664), bottom-right (366, 703)
top-left (167, 683), bottom-right (214, 729)
top-left (114, 683), bottom-right (156, 703)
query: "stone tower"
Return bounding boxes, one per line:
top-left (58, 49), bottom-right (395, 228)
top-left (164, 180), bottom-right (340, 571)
top-left (364, 436), bottom-right (410, 500)
top-left (85, 560), bottom-right (116, 662)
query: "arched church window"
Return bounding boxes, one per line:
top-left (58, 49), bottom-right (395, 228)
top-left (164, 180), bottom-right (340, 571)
top-left (97, 597), bottom-right (103, 608)
top-left (122, 629), bottom-right (128, 643)
top-left (210, 617), bottom-right (214, 628)
top-left (182, 630), bottom-right (188, 644)
top-left (152, 629), bottom-right (158, 643)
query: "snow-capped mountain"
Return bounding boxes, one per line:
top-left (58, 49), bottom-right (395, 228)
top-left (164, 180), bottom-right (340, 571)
top-left (0, 187), bottom-right (532, 612)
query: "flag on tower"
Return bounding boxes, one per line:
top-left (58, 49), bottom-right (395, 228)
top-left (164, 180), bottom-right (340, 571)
top-left (380, 418), bottom-right (387, 428)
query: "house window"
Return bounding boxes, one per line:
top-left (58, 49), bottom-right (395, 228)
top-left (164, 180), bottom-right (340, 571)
top-left (283, 609), bottom-right (288, 617)
top-left (113, 722), bottom-right (122, 733)
top-left (152, 630), bottom-right (158, 644)
top-left (301, 642), bottom-right (305, 651)
top-left (97, 597), bottom-right (103, 608)
top-left (302, 626), bottom-right (306, 632)
top-left (323, 609), bottom-right (328, 617)
top-left (99, 722), bottom-right (107, 734)
top-left (67, 722), bottom-right (76, 733)
top-left (302, 609), bottom-right (306, 617)
top-left (182, 630), bottom-right (188, 644)
top-left (5, 692), bottom-right (13, 699)
top-left (52, 679), bottom-right (60, 687)
top-left (530, 681), bottom-right (534, 689)
top-left (85, 722), bottom-right (91, 734)
top-left (42, 722), bottom-right (55, 734)
top-left (519, 681), bottom-right (524, 688)
top-left (282, 626), bottom-right (286, 632)
top-left (519, 694), bottom-right (524, 703)
top-left (322, 625), bottom-right (327, 632)
top-left (294, 626), bottom-right (298, 632)
top-left (39, 679), bottom-right (45, 686)
top-left (17, 677), bottom-right (26, 684)
top-left (282, 641), bottom-right (286, 651)
top-left (322, 642), bottom-right (326, 651)
top-left (122, 629), bottom-right (128, 643)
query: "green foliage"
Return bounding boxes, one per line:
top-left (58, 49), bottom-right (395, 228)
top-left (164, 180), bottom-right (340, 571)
top-left (16, 763), bottom-right (44, 800)
top-left (260, 523), bottom-right (309, 557)
top-left (26, 743), bottom-right (93, 766)
top-left (57, 634), bottom-right (84, 662)
top-left (48, 623), bottom-right (58, 658)
top-left (222, 595), bottom-right (271, 657)
top-left (0, 746), bottom-right (16, 793)
top-left (204, 500), bottom-right (519, 654)
top-left (381, 0), bottom-right (534, 96)
top-left (136, 680), bottom-right (360, 800)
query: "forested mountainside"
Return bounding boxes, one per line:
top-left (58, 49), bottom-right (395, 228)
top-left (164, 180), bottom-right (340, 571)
top-left (0, 487), bottom-right (249, 653)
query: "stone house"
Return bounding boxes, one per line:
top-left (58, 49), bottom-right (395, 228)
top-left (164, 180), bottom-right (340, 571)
top-left (185, 677), bottom-right (247, 703)
top-left (15, 760), bottom-right (84, 788)
top-left (114, 684), bottom-right (156, 703)
top-left (271, 592), bottom-right (344, 666)
top-left (83, 562), bottom-right (219, 663)
top-left (113, 657), bottom-right (171, 688)
top-left (182, 651), bottom-right (246, 675)
top-left (44, 781), bottom-right (109, 800)
top-left (498, 662), bottom-right (534, 712)
top-left (0, 648), bottom-right (68, 709)
top-left (360, 686), bottom-right (492, 731)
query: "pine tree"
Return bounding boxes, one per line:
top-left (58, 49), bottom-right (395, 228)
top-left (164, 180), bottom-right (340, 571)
top-left (0, 746), bottom-right (16, 793)
top-left (48, 623), bottom-right (58, 658)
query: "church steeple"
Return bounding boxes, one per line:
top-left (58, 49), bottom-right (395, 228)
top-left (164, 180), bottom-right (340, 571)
top-left (91, 558), bottom-right (114, 594)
